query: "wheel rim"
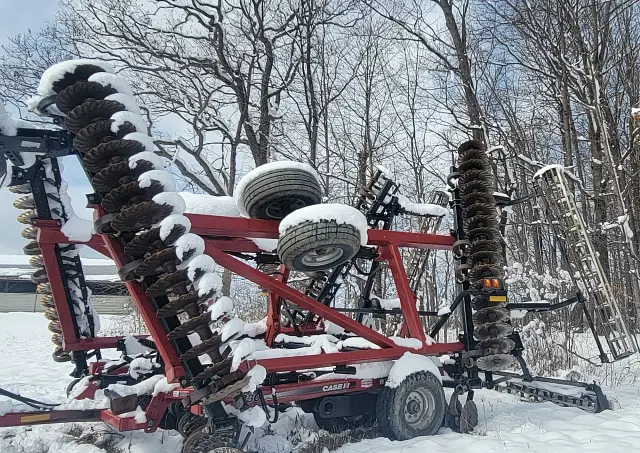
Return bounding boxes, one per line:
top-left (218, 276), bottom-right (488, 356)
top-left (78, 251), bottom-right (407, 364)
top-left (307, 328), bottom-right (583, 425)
top-left (301, 247), bottom-right (343, 267)
top-left (265, 198), bottom-right (306, 218)
top-left (404, 388), bottom-right (435, 428)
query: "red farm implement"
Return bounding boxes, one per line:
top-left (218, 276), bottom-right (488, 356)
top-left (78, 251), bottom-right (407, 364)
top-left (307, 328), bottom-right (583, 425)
top-left (0, 60), bottom-right (624, 451)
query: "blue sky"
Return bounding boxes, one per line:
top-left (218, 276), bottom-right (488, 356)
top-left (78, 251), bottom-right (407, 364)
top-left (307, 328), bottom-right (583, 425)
top-left (0, 1), bottom-right (57, 45)
top-left (0, 2), bottom-right (101, 258)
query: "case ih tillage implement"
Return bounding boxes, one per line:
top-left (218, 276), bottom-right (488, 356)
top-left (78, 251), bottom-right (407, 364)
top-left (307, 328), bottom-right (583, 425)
top-left (0, 60), bottom-right (632, 451)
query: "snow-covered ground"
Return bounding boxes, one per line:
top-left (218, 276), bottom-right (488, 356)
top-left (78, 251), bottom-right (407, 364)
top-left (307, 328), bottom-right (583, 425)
top-left (2, 312), bottom-right (640, 453)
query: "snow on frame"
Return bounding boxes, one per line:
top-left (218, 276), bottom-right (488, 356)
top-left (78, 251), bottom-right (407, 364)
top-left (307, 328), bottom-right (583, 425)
top-left (372, 295), bottom-right (401, 310)
top-left (533, 163), bottom-right (565, 179)
top-left (279, 204), bottom-right (369, 246)
top-left (397, 194), bottom-right (449, 217)
top-left (234, 161), bottom-right (322, 217)
top-left (249, 237), bottom-right (278, 252)
top-left (314, 361), bottom-right (394, 381)
top-left (60, 214), bottom-right (94, 242)
top-left (180, 192), bottom-right (241, 217)
top-left (375, 163), bottom-right (392, 175)
top-left (177, 192), bottom-right (278, 250)
top-left (390, 337), bottom-right (423, 349)
top-left (0, 103), bottom-right (19, 136)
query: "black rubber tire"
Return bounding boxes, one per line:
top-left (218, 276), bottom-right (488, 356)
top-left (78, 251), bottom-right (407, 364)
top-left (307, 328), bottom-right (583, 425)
top-left (181, 429), bottom-right (240, 453)
top-left (313, 413), bottom-right (376, 433)
top-left (240, 168), bottom-right (322, 220)
top-left (375, 371), bottom-right (446, 441)
top-left (278, 220), bottom-right (361, 272)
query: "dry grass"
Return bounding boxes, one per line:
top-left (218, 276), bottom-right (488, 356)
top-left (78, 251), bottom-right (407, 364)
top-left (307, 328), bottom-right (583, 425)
top-left (65, 424), bottom-right (124, 453)
top-left (296, 425), bottom-right (380, 453)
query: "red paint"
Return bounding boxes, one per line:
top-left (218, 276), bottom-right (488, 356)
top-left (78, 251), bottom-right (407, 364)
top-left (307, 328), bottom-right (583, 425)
top-left (239, 343), bottom-right (464, 375)
top-left (0, 409), bottom-right (103, 427)
top-left (381, 245), bottom-right (425, 344)
top-left (190, 214), bottom-right (454, 249)
top-left (266, 265), bottom-right (289, 346)
top-left (38, 240), bottom-right (79, 343)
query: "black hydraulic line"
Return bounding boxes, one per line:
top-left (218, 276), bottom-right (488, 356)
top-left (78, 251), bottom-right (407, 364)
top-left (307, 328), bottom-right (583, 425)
top-left (356, 260), bottom-right (382, 324)
top-left (257, 388), bottom-right (279, 424)
top-left (330, 306), bottom-right (439, 316)
top-left (429, 290), bottom-right (469, 338)
top-left (507, 294), bottom-right (580, 312)
top-left (0, 387), bottom-right (61, 411)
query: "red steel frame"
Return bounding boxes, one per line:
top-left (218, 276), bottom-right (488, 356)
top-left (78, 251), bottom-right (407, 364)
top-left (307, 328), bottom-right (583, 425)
top-left (0, 212), bottom-right (464, 430)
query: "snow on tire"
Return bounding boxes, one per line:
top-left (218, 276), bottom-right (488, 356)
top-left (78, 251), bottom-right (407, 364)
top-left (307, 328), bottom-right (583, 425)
top-left (236, 165), bottom-right (322, 220)
top-left (376, 371), bottom-right (446, 441)
top-left (278, 220), bottom-right (361, 272)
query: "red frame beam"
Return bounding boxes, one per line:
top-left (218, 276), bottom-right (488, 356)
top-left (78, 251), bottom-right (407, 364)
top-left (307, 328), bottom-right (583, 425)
top-left (34, 212), bottom-right (458, 372)
top-left (0, 409), bottom-right (103, 428)
top-left (240, 343), bottom-right (464, 375)
top-left (188, 214), bottom-right (455, 250)
top-left (100, 232), bottom-right (185, 383)
top-left (380, 245), bottom-right (426, 343)
top-left (266, 265), bottom-right (289, 346)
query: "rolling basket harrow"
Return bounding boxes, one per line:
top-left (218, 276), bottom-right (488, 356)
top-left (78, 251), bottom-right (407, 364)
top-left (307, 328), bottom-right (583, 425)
top-left (0, 60), bottom-right (631, 451)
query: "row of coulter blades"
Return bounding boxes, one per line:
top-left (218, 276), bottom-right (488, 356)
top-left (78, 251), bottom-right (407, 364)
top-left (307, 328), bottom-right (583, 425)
top-left (36, 62), bottom-right (248, 398)
top-left (534, 166), bottom-right (638, 360)
top-left (10, 160), bottom-right (97, 364)
top-left (456, 140), bottom-right (515, 371)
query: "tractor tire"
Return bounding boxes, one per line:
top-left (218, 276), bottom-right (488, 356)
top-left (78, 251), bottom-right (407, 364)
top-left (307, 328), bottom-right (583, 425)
top-left (313, 413), bottom-right (376, 433)
top-left (376, 371), bottom-right (446, 441)
top-left (181, 429), bottom-right (241, 453)
top-left (238, 167), bottom-right (322, 220)
top-left (278, 220), bottom-right (361, 272)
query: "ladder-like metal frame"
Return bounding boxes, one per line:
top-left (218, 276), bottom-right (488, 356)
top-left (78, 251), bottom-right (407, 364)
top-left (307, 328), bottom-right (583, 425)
top-left (534, 165), bottom-right (637, 360)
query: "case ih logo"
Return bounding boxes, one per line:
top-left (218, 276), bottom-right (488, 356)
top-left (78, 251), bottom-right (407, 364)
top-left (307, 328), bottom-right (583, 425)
top-left (322, 382), bottom-right (353, 392)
